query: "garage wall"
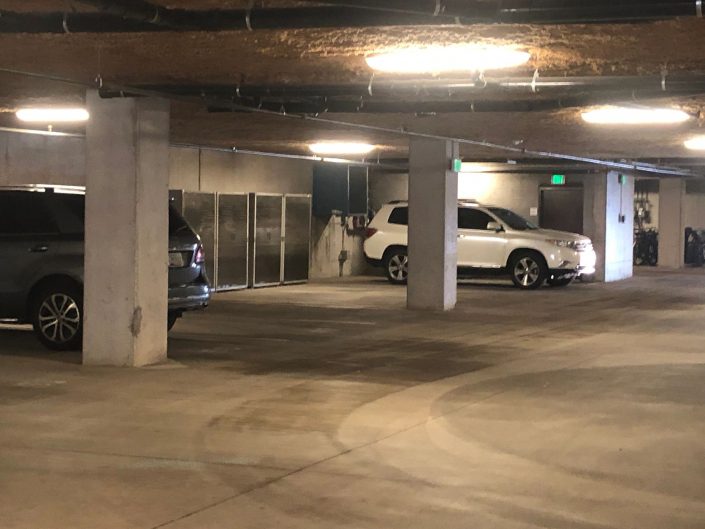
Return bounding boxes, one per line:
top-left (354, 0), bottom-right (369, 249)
top-left (685, 193), bottom-right (705, 229)
top-left (0, 131), bottom-right (85, 186)
top-left (0, 131), bottom-right (364, 280)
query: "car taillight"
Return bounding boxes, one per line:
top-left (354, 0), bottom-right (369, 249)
top-left (365, 227), bottom-right (378, 239)
top-left (195, 245), bottom-right (205, 264)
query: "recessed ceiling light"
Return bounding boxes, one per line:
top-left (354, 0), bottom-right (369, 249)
top-left (684, 135), bottom-right (705, 151)
top-left (309, 142), bottom-right (375, 155)
top-left (16, 108), bottom-right (90, 123)
top-left (365, 45), bottom-right (530, 75)
top-left (581, 106), bottom-right (690, 125)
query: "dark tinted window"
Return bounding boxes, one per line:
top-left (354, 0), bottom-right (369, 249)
top-left (388, 207), bottom-right (408, 226)
top-left (488, 207), bottom-right (537, 231)
top-left (0, 192), bottom-right (59, 235)
top-left (458, 208), bottom-right (495, 230)
top-left (169, 205), bottom-right (191, 236)
top-left (50, 193), bottom-right (85, 234)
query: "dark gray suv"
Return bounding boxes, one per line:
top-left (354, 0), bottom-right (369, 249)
top-left (0, 186), bottom-right (210, 351)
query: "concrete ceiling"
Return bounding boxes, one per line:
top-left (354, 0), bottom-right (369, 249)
top-left (1, 1), bottom-right (705, 166)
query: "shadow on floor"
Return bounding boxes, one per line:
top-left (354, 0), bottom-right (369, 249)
top-left (0, 326), bottom-right (81, 364)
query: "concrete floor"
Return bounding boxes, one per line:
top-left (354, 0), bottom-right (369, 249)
top-left (1, 270), bottom-right (705, 529)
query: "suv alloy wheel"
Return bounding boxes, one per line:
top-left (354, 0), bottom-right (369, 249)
top-left (31, 280), bottom-right (83, 351)
top-left (385, 248), bottom-right (408, 284)
top-left (510, 251), bottom-right (548, 290)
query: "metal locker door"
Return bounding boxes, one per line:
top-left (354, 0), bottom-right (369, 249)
top-left (183, 192), bottom-right (217, 287)
top-left (252, 194), bottom-right (284, 287)
top-left (216, 193), bottom-right (249, 291)
top-left (283, 194), bottom-right (311, 284)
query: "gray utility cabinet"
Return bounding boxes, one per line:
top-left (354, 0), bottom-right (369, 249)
top-left (312, 164), bottom-right (368, 217)
top-left (248, 193), bottom-right (312, 288)
top-left (170, 190), bottom-right (311, 291)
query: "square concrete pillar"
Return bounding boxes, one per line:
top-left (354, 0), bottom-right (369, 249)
top-left (83, 91), bottom-right (170, 367)
top-left (407, 138), bottom-right (458, 311)
top-left (590, 172), bottom-right (634, 282)
top-left (658, 178), bottom-right (687, 269)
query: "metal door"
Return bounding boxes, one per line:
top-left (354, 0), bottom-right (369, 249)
top-left (283, 195), bottom-right (311, 283)
top-left (216, 193), bottom-right (249, 290)
top-left (252, 194), bottom-right (284, 287)
top-left (539, 186), bottom-right (584, 234)
top-left (183, 192), bottom-right (217, 286)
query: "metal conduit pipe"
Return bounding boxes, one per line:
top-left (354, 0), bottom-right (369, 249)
top-left (118, 74), bottom-right (705, 100)
top-left (202, 91), bottom-right (705, 115)
top-left (72, 0), bottom-right (177, 27)
top-left (0, 1), bottom-right (701, 33)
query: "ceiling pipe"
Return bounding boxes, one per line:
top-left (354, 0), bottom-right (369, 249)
top-left (110, 74), bottom-right (705, 99)
top-left (297, 0), bottom-right (704, 24)
top-left (203, 92), bottom-right (705, 115)
top-left (0, 1), bottom-right (701, 33)
top-left (71, 0), bottom-right (181, 29)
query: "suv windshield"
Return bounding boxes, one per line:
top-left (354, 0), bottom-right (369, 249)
top-left (488, 207), bottom-right (538, 231)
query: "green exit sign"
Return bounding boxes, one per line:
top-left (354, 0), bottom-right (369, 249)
top-left (551, 174), bottom-right (566, 185)
top-left (451, 158), bottom-right (463, 172)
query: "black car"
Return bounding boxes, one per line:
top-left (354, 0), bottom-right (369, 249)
top-left (0, 186), bottom-right (210, 351)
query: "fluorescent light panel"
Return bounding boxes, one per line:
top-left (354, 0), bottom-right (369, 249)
top-left (581, 106), bottom-right (690, 125)
top-left (16, 108), bottom-right (90, 123)
top-left (684, 135), bottom-right (705, 151)
top-left (309, 142), bottom-right (375, 155)
top-left (366, 45), bottom-right (530, 74)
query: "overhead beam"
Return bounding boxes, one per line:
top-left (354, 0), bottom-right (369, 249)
top-left (0, 1), bottom-right (701, 33)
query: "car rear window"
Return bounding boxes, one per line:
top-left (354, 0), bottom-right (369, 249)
top-left (387, 207), bottom-right (408, 226)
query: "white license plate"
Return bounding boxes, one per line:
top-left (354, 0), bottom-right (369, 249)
top-left (169, 252), bottom-right (187, 268)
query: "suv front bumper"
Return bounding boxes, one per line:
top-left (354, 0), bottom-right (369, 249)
top-left (549, 249), bottom-right (597, 277)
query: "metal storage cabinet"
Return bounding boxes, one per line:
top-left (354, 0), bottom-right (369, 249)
top-left (283, 194), bottom-right (312, 284)
top-left (216, 193), bottom-right (249, 290)
top-left (249, 194), bottom-right (284, 287)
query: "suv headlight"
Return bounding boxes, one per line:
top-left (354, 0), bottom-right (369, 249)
top-left (547, 239), bottom-right (572, 248)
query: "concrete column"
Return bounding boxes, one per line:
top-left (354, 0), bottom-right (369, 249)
top-left (407, 138), bottom-right (458, 311)
top-left (658, 178), bottom-right (687, 269)
top-left (604, 171), bottom-right (634, 281)
top-left (83, 91), bottom-right (171, 366)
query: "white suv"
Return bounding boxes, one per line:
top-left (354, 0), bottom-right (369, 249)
top-left (364, 201), bottom-right (597, 289)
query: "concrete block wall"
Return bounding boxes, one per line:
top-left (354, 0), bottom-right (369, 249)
top-left (0, 131), bottom-right (364, 280)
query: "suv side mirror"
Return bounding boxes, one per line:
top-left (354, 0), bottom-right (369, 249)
top-left (486, 221), bottom-right (503, 232)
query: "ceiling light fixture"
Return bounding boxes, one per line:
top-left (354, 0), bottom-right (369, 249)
top-left (581, 106), bottom-right (690, 125)
top-left (16, 108), bottom-right (90, 123)
top-left (309, 142), bottom-right (376, 155)
top-left (684, 135), bottom-right (705, 151)
top-left (459, 163), bottom-right (495, 174)
top-left (365, 45), bottom-right (530, 75)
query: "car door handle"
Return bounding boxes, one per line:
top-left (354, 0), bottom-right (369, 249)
top-left (29, 245), bottom-right (49, 253)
